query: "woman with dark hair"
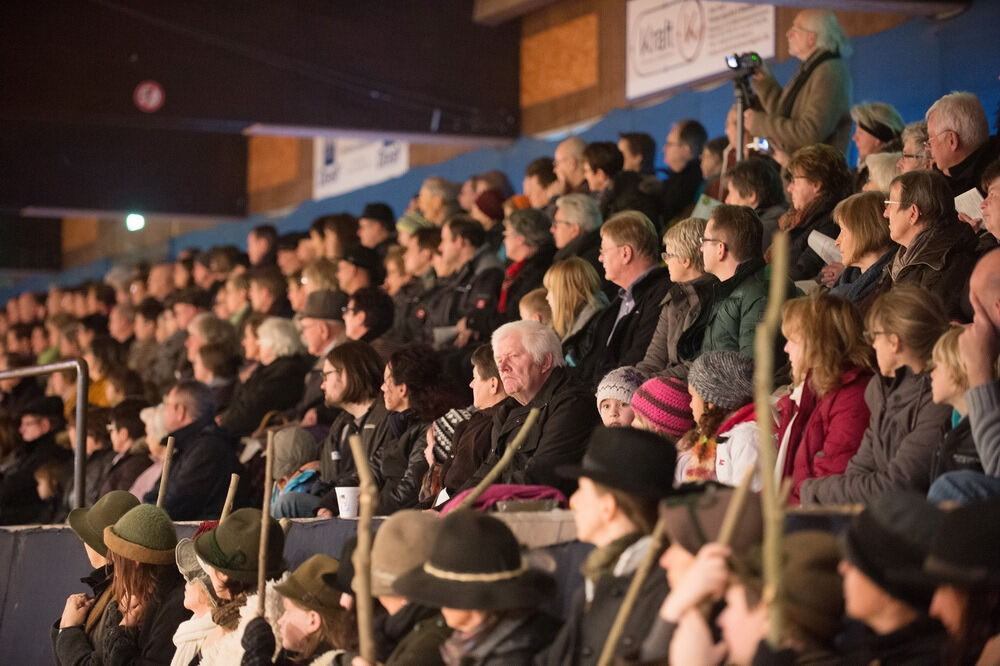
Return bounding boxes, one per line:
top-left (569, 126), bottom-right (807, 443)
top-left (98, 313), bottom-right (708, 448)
top-left (776, 143), bottom-right (853, 281)
top-left (375, 344), bottom-right (461, 514)
top-left (56, 504), bottom-right (187, 664)
top-left (84, 336), bottom-right (127, 408)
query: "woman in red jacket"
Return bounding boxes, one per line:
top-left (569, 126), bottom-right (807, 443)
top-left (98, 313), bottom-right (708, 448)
top-left (776, 292), bottom-right (874, 503)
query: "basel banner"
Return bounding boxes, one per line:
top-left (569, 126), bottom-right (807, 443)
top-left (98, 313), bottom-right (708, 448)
top-left (314, 138), bottom-right (410, 201)
top-left (627, 0), bottom-right (775, 101)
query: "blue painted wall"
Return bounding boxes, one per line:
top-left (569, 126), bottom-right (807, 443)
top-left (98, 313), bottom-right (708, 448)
top-left (4, 2), bottom-right (998, 301)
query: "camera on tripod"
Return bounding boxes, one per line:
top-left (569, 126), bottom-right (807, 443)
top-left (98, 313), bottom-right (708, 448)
top-left (725, 52), bottom-right (763, 76)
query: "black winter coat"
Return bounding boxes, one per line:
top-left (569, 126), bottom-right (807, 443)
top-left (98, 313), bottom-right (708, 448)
top-left (318, 400), bottom-right (392, 513)
top-left (785, 201), bottom-right (839, 282)
top-left (449, 611), bottom-right (560, 666)
top-left (424, 247), bottom-right (505, 344)
top-left (51, 565), bottom-right (114, 666)
top-left (143, 417), bottom-right (241, 520)
top-left (374, 411), bottom-right (430, 514)
top-left (378, 603), bottom-right (449, 665)
top-left (220, 353), bottom-right (313, 437)
top-left (929, 415), bottom-right (982, 482)
top-left (469, 244), bottom-right (556, 338)
top-left (0, 430), bottom-right (71, 525)
top-left (837, 617), bottom-right (946, 666)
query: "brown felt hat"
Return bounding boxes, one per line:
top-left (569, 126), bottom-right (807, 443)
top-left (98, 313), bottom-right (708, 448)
top-left (103, 504), bottom-right (177, 565)
top-left (275, 554), bottom-right (342, 615)
top-left (362, 509), bottom-right (441, 597)
top-left (660, 483), bottom-right (764, 555)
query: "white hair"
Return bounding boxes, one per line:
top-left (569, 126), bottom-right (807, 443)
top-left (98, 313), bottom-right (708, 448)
top-left (865, 152), bottom-right (902, 192)
top-left (926, 91), bottom-right (989, 150)
top-left (256, 317), bottom-right (306, 358)
top-left (901, 120), bottom-right (928, 148)
top-left (555, 194), bottom-right (602, 232)
top-left (799, 9), bottom-right (852, 58)
top-left (491, 320), bottom-right (566, 368)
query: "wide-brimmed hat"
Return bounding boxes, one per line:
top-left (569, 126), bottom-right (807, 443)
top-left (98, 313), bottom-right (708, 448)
top-left (299, 289), bottom-right (347, 322)
top-left (363, 510), bottom-right (441, 597)
top-left (557, 426), bottom-right (678, 499)
top-left (193, 508), bottom-right (285, 584)
top-left (276, 554), bottom-right (343, 615)
top-left (103, 504), bottom-right (178, 565)
top-left (393, 510), bottom-right (555, 611)
top-left (322, 535), bottom-right (357, 595)
top-left (68, 490), bottom-right (139, 558)
top-left (660, 483), bottom-right (764, 555)
top-left (841, 491), bottom-right (941, 609)
top-left (920, 496), bottom-right (1000, 587)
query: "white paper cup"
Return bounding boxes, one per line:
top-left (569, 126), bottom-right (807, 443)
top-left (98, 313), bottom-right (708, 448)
top-left (335, 486), bottom-right (361, 518)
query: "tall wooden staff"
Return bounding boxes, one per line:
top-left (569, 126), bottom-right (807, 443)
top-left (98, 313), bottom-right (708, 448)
top-left (349, 434), bottom-right (377, 664)
top-left (458, 407), bottom-right (540, 509)
top-left (155, 437), bottom-right (175, 508)
top-left (753, 230), bottom-right (790, 646)
top-left (257, 431), bottom-right (275, 616)
top-left (220, 473), bottom-right (240, 521)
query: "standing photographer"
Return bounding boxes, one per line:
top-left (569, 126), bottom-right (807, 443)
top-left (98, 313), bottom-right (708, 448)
top-left (744, 10), bottom-right (853, 162)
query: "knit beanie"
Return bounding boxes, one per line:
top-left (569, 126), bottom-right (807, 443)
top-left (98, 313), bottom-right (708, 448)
top-left (103, 504), bottom-right (178, 565)
top-left (631, 377), bottom-right (695, 438)
top-left (395, 210), bottom-right (433, 236)
top-left (365, 510), bottom-right (442, 597)
top-left (432, 408), bottom-right (474, 464)
top-left (474, 189), bottom-right (505, 223)
top-left (687, 351), bottom-right (755, 411)
top-left (595, 366), bottom-right (647, 406)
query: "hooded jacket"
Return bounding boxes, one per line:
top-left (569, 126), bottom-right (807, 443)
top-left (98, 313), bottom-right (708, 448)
top-left (701, 258), bottom-right (772, 358)
top-left (800, 367), bottom-right (952, 505)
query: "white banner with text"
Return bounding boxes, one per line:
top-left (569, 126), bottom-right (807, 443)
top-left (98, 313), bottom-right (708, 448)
top-left (313, 138), bottom-right (409, 200)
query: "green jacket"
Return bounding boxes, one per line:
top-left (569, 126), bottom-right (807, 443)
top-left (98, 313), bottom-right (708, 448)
top-left (386, 613), bottom-right (450, 665)
top-left (701, 258), bottom-right (772, 357)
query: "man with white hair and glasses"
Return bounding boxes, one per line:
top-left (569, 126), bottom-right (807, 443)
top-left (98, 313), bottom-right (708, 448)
top-left (925, 91), bottom-right (1000, 197)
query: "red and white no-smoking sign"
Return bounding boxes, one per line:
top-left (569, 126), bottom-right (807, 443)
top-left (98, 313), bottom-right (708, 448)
top-left (133, 80), bottom-right (165, 113)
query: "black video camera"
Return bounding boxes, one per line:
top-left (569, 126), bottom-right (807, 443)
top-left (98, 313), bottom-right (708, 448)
top-left (725, 52), bottom-right (763, 77)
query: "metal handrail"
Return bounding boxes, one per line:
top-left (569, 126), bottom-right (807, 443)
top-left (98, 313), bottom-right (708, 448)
top-left (0, 359), bottom-right (89, 509)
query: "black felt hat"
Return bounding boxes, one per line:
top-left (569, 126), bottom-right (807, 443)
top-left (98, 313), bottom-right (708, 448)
top-left (299, 289), bottom-right (348, 322)
top-left (921, 496), bottom-right (1000, 587)
top-left (361, 203), bottom-right (396, 231)
top-left (557, 426), bottom-right (678, 499)
top-left (393, 510), bottom-right (555, 611)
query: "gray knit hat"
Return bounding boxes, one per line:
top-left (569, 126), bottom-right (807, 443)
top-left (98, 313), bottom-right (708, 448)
top-left (595, 366), bottom-right (647, 406)
top-left (687, 351), bottom-right (755, 411)
top-left (272, 425), bottom-right (320, 480)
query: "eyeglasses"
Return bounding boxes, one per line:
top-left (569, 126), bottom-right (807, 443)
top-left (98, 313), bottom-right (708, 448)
top-left (661, 251), bottom-right (679, 262)
top-left (863, 329), bottom-right (888, 344)
top-left (787, 23), bottom-right (813, 34)
top-left (923, 129), bottom-right (954, 147)
top-left (341, 306), bottom-right (358, 314)
top-left (700, 237), bottom-right (724, 246)
top-left (883, 200), bottom-right (903, 207)
top-left (321, 368), bottom-right (343, 379)
top-left (900, 152), bottom-right (928, 160)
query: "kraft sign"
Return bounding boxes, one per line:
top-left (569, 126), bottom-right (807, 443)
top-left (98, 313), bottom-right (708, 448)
top-left (313, 138), bottom-right (409, 201)
top-left (627, 0), bottom-right (775, 101)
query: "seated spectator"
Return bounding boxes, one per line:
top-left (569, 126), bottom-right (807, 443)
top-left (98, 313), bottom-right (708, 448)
top-left (357, 202), bottom-right (397, 261)
top-left (0, 352), bottom-right (44, 416)
top-left (192, 343), bottom-right (239, 414)
top-left (318, 213), bottom-right (359, 262)
top-left (394, 510), bottom-right (560, 662)
top-left (316, 341), bottom-right (391, 518)
top-left (425, 216), bottom-right (503, 350)
top-left (661, 119), bottom-right (708, 224)
top-left (343, 287), bottom-right (396, 360)
top-left (551, 193), bottom-right (603, 277)
top-left (927, 326), bottom-right (984, 491)
top-left (980, 158), bottom-right (1000, 241)
top-left (778, 143), bottom-right (853, 281)
top-left (99, 398), bottom-right (152, 495)
top-left (276, 232), bottom-right (305, 276)
top-left (585, 211), bottom-right (670, 386)
top-left (630, 376), bottom-right (694, 440)
top-left (387, 227), bottom-right (440, 345)
top-left (518, 288), bottom-right (551, 325)
top-left (145, 381), bottom-right (240, 520)
top-left (394, 209), bottom-right (433, 249)
top-left (220, 317), bottom-right (311, 437)
top-left (269, 426), bottom-right (323, 519)
top-left (64, 408), bottom-right (115, 511)
top-left (925, 91), bottom-right (1000, 197)
top-left (184, 312), bottom-right (238, 370)
top-left (896, 120), bottom-right (933, 174)
top-left (676, 351), bottom-right (761, 490)
top-left (469, 208), bottom-right (555, 338)
top-left (241, 555), bottom-right (357, 663)
top-left (594, 366), bottom-right (645, 428)
top-left (337, 244), bottom-right (381, 295)
top-left (746, 9), bottom-right (852, 156)
top-left (148, 290), bottom-right (202, 399)
top-left (636, 216), bottom-right (717, 380)
top-left (286, 269), bottom-right (307, 313)
top-left (107, 301), bottom-right (135, 350)
top-left (879, 169), bottom-right (978, 320)
top-left (381, 245), bottom-right (409, 298)
top-left (465, 320), bottom-right (598, 495)
top-left (82, 336), bottom-right (124, 408)
top-left (128, 298), bottom-right (161, 388)
top-left (618, 131), bottom-right (656, 176)
top-left (301, 257), bottom-right (338, 295)
top-left (247, 224), bottom-right (278, 268)
top-left (800, 287), bottom-right (952, 505)
top-left (522, 157), bottom-right (561, 210)
top-left (584, 141), bottom-right (659, 223)
top-left (829, 191), bottom-right (896, 313)
top-left (289, 289), bottom-right (348, 426)
top-left (238, 311), bottom-right (267, 383)
top-left (554, 136), bottom-right (589, 196)
top-left (104, 365), bottom-right (143, 407)
top-left (542, 427), bottom-right (676, 664)
top-left (700, 205), bottom-right (784, 358)
top-left (862, 151), bottom-right (902, 192)
top-left (417, 176), bottom-right (461, 225)
top-left (33, 459), bottom-right (69, 523)
top-left (248, 265), bottom-right (293, 318)
top-left (0, 396), bottom-right (70, 524)
top-left (545, 258), bottom-right (608, 368)
top-left (776, 293), bottom-right (874, 503)
top-left (699, 136), bottom-right (728, 200)
top-left (850, 101), bottom-right (904, 191)
top-left (221, 273), bottom-right (251, 331)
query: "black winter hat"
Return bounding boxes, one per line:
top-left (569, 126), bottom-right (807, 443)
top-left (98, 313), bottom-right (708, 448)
top-left (394, 509), bottom-right (555, 611)
top-left (921, 495), bottom-right (1000, 587)
top-left (360, 203), bottom-right (396, 231)
top-left (340, 245), bottom-right (380, 275)
top-left (557, 426), bottom-right (678, 499)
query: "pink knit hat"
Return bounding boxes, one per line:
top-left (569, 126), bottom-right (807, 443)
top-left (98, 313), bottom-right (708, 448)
top-left (631, 376), bottom-right (695, 439)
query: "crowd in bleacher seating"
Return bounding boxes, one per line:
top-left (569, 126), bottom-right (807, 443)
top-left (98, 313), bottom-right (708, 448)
top-left (3, 7), bottom-right (1000, 664)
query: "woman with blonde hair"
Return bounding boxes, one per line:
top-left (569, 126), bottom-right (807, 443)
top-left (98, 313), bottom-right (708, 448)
top-left (775, 292), bottom-right (874, 503)
top-left (829, 191), bottom-right (897, 312)
top-left (545, 257), bottom-right (609, 367)
top-left (800, 285), bottom-right (953, 505)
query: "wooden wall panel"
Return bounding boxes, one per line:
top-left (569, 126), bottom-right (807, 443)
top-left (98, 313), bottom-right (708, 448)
top-left (62, 218), bottom-right (99, 252)
top-left (520, 13), bottom-right (599, 107)
top-left (246, 136), bottom-right (313, 215)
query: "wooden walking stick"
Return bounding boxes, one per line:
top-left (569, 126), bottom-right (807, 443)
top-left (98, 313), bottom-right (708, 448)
top-left (458, 407), bottom-right (540, 510)
top-left (220, 473), bottom-right (240, 521)
top-left (349, 433), bottom-right (377, 665)
top-left (753, 230), bottom-right (790, 647)
top-left (155, 437), bottom-right (175, 509)
top-left (257, 430), bottom-right (275, 616)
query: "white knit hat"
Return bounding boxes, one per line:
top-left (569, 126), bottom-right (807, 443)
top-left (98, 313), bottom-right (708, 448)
top-left (595, 366), bottom-right (647, 405)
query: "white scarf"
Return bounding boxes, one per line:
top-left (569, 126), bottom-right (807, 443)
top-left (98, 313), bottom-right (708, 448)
top-left (170, 612), bottom-right (217, 666)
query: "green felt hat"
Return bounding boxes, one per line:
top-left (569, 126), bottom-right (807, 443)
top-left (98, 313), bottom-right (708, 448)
top-left (103, 504), bottom-right (178, 565)
top-left (275, 554), bottom-right (342, 615)
top-left (68, 490), bottom-right (140, 558)
top-left (193, 508), bottom-right (285, 584)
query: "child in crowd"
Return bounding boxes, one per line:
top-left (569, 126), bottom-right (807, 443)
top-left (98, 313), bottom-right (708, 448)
top-left (595, 366), bottom-right (646, 427)
top-left (676, 351), bottom-right (761, 490)
top-left (34, 459), bottom-right (69, 523)
top-left (269, 425), bottom-right (323, 519)
top-left (171, 527), bottom-right (220, 666)
top-left (518, 287), bottom-right (552, 326)
top-left (928, 324), bottom-right (983, 487)
top-left (631, 376), bottom-right (695, 440)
